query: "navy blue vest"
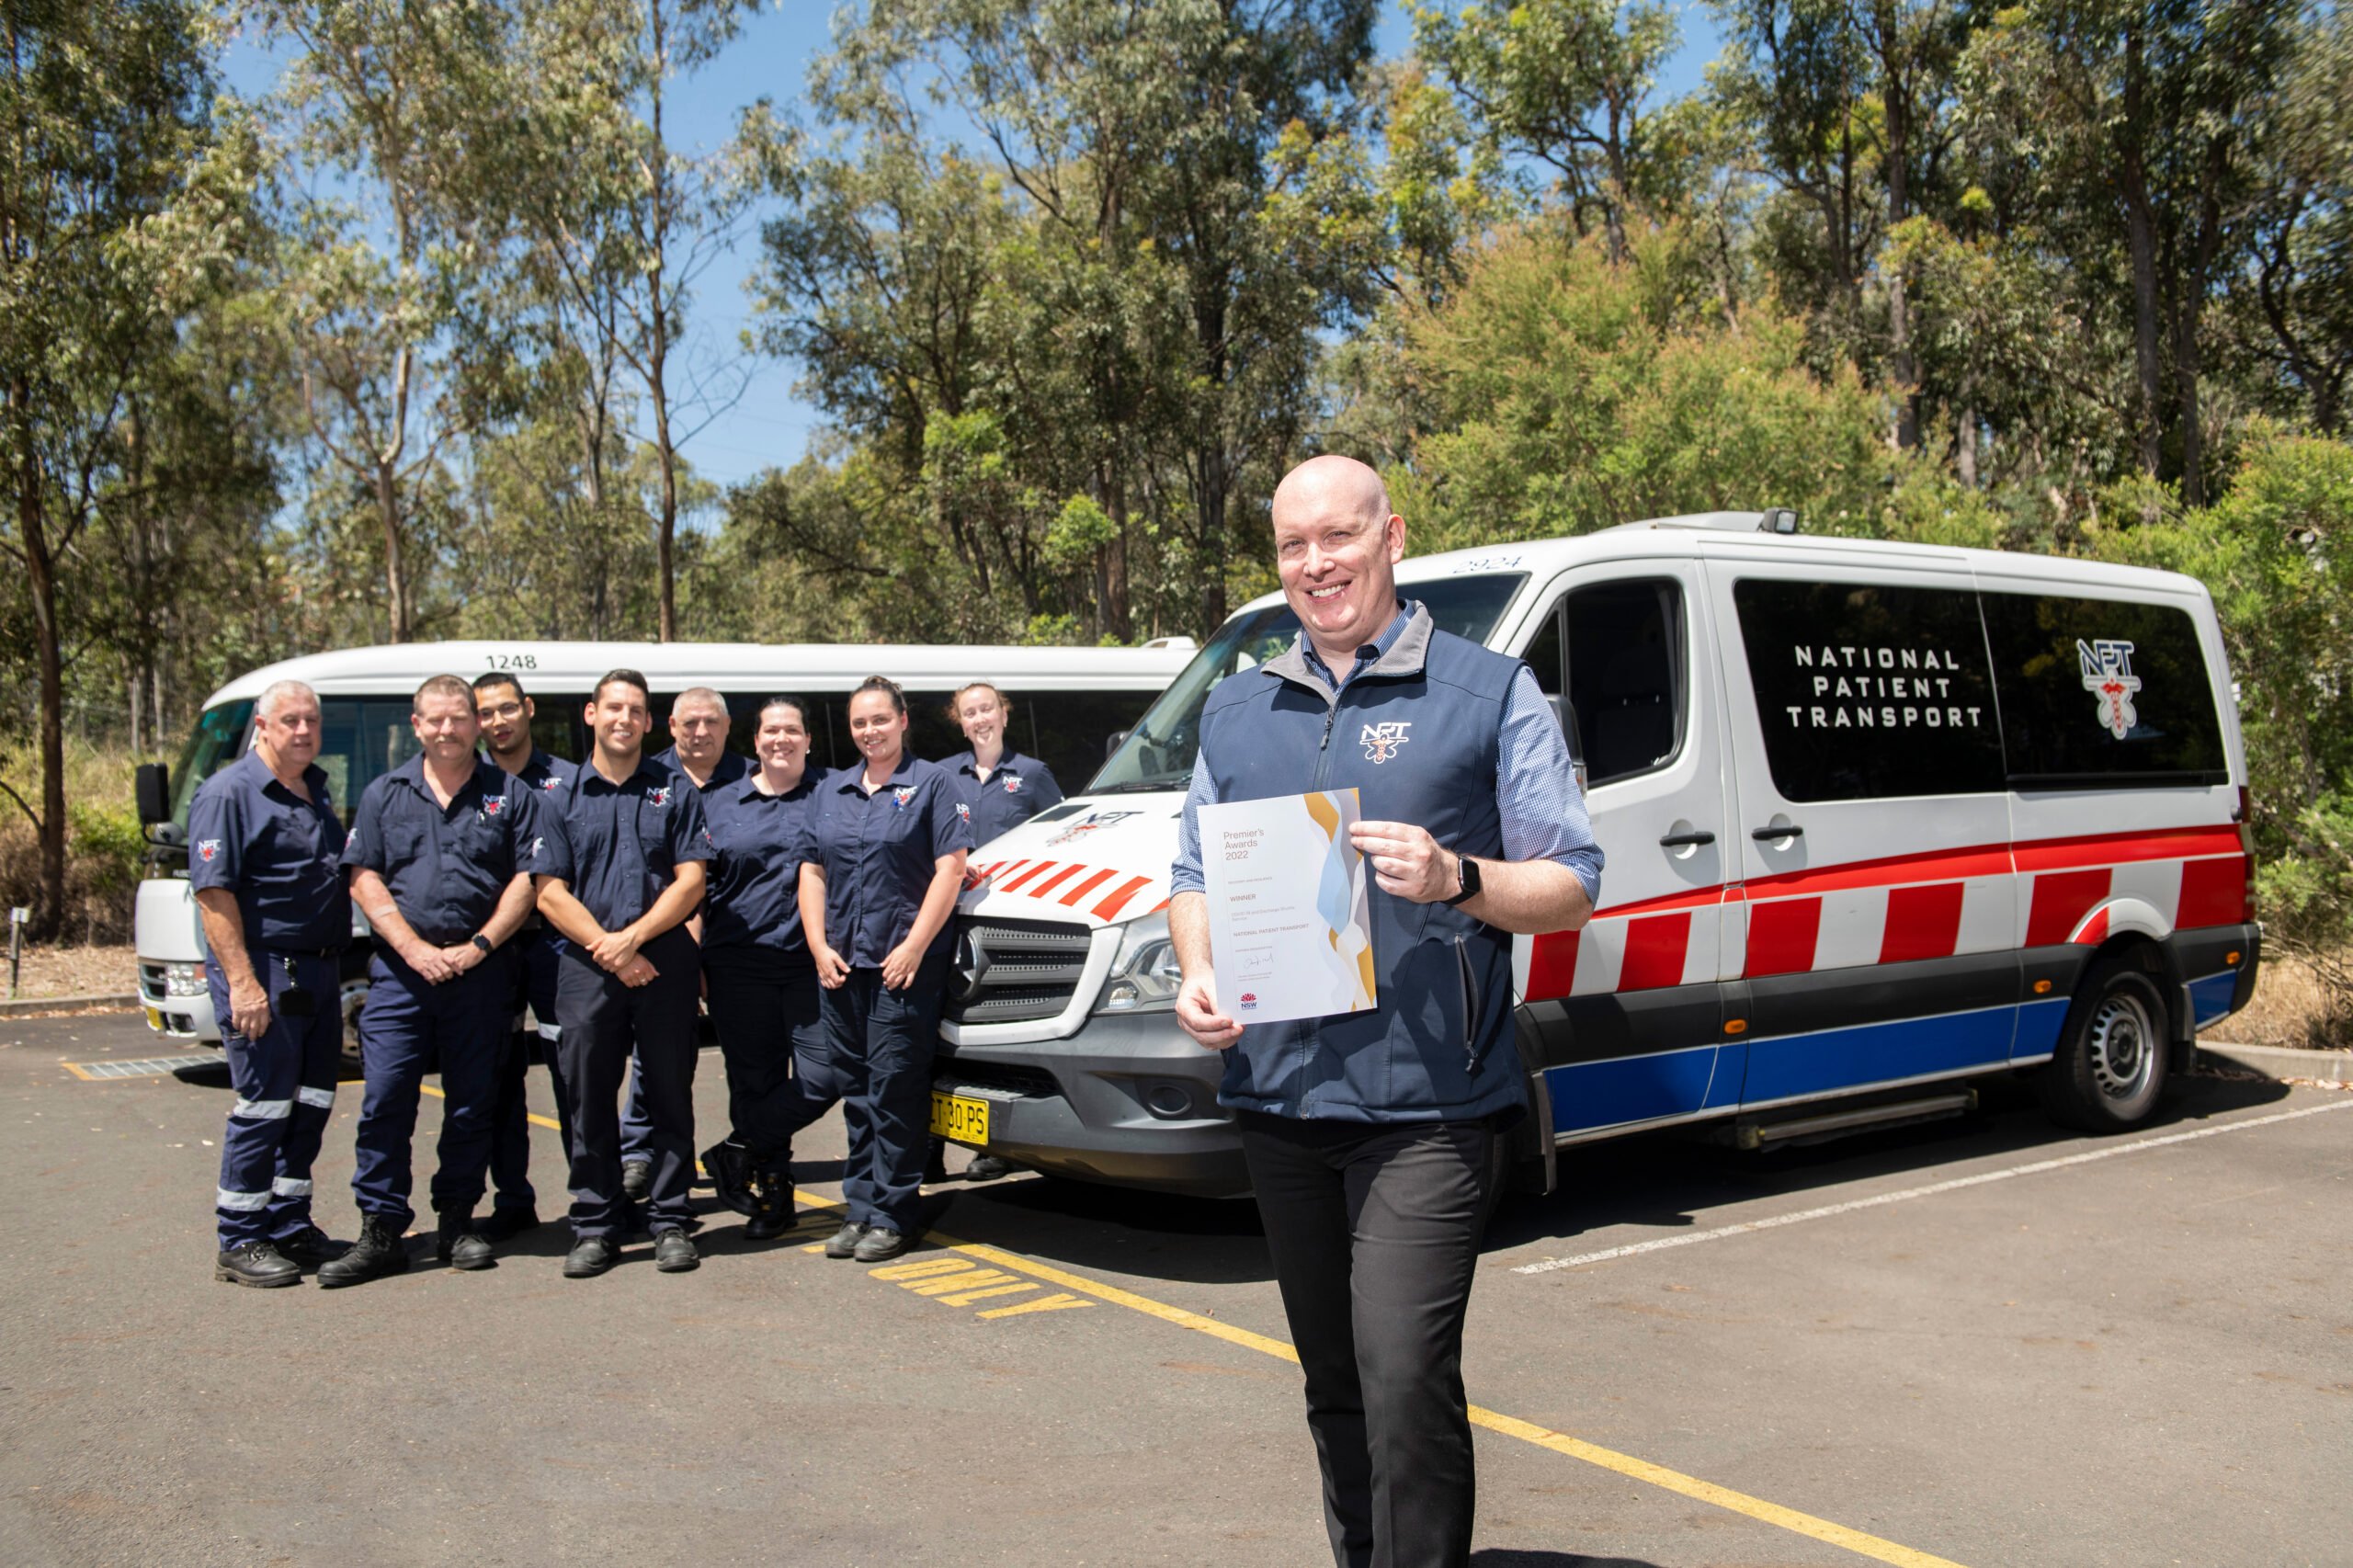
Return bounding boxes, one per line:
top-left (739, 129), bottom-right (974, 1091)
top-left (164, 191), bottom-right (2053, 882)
top-left (1199, 607), bottom-right (1525, 1123)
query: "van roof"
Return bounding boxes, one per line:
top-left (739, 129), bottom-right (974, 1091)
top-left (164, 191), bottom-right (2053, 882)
top-left (204, 640), bottom-right (1198, 708)
top-left (1231, 512), bottom-right (2212, 614)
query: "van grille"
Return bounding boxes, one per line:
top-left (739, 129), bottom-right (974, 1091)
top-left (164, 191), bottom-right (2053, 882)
top-left (944, 915), bottom-right (1093, 1025)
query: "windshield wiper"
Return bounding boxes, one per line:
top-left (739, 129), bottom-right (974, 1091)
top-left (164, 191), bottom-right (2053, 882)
top-left (1090, 778), bottom-right (1188, 794)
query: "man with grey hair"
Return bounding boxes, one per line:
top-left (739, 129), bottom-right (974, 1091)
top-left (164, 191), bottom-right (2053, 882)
top-left (188, 678), bottom-right (356, 1287)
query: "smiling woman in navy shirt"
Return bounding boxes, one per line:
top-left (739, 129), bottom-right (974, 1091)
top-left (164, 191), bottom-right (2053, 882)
top-left (794, 675), bottom-right (972, 1263)
top-left (695, 696), bottom-right (826, 1242)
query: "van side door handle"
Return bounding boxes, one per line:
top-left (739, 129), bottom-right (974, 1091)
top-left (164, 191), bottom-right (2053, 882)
top-left (1657, 830), bottom-right (1716, 846)
top-left (1751, 824), bottom-right (1804, 841)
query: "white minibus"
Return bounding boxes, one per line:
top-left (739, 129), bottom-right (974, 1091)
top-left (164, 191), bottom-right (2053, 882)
top-left (934, 514), bottom-right (2263, 1197)
top-left (131, 639), bottom-right (1195, 1044)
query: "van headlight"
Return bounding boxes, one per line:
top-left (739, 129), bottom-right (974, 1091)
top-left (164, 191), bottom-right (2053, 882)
top-left (165, 961), bottom-right (206, 997)
top-left (1093, 909), bottom-right (1184, 1014)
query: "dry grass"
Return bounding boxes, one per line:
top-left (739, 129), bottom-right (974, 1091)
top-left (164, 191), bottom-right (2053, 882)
top-left (4, 941), bottom-right (137, 1001)
top-left (2215, 945), bottom-right (2349, 1051)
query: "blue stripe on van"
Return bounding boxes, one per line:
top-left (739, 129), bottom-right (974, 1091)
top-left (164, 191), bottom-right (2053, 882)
top-left (2012, 996), bottom-right (2070, 1060)
top-left (1546, 1044), bottom-right (1720, 1133)
top-left (1739, 1006), bottom-right (2016, 1107)
top-left (2188, 970), bottom-right (2237, 1029)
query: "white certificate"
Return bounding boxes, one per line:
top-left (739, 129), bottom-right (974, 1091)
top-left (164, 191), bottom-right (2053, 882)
top-left (1201, 789), bottom-right (1376, 1025)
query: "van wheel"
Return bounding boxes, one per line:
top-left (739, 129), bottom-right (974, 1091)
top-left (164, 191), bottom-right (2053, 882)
top-left (2040, 960), bottom-right (2170, 1132)
top-left (338, 981), bottom-right (369, 1075)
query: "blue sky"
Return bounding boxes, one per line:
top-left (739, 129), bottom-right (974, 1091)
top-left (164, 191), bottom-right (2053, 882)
top-left (225, 1), bottom-right (1723, 498)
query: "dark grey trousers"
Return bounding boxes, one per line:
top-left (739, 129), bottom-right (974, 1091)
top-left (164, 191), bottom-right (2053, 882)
top-left (1238, 1112), bottom-right (1495, 1568)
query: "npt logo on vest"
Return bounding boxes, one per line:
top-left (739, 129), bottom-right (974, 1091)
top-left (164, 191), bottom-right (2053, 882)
top-left (1360, 721), bottom-right (1412, 764)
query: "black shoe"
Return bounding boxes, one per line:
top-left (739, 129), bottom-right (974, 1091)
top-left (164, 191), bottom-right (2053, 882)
top-left (822, 1221), bottom-right (867, 1259)
top-left (435, 1209), bottom-right (495, 1271)
top-left (479, 1207), bottom-right (540, 1243)
top-left (273, 1222), bottom-right (350, 1268)
top-left (563, 1234), bottom-right (619, 1278)
top-left (215, 1239), bottom-right (301, 1289)
top-left (744, 1166), bottom-right (797, 1241)
top-left (851, 1226), bottom-right (910, 1263)
top-left (963, 1153), bottom-right (1016, 1182)
top-left (702, 1139), bottom-right (755, 1217)
top-left (924, 1135), bottom-right (949, 1185)
top-left (316, 1214), bottom-right (410, 1289)
top-left (654, 1229), bottom-right (699, 1273)
top-left (620, 1158), bottom-right (652, 1204)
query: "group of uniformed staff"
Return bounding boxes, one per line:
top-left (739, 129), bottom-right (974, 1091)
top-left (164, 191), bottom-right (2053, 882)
top-left (188, 668), bottom-right (1063, 1287)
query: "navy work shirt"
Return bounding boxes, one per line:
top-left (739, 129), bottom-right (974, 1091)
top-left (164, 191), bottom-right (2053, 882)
top-left (652, 744), bottom-right (748, 792)
top-left (527, 755), bottom-right (713, 932)
top-left (805, 755), bottom-right (973, 968)
top-left (341, 755), bottom-right (532, 946)
top-left (503, 746), bottom-right (578, 800)
top-left (944, 749), bottom-right (1064, 848)
top-left (187, 748), bottom-right (351, 952)
top-left (701, 771), bottom-right (820, 958)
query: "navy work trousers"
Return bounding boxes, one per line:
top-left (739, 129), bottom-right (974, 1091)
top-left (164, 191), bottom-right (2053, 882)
top-left (703, 949), bottom-right (824, 1170)
top-left (1237, 1113), bottom-right (1495, 1568)
top-left (820, 955), bottom-right (948, 1236)
top-left (552, 927), bottom-right (699, 1236)
top-left (350, 952), bottom-right (506, 1226)
top-left (489, 934), bottom-right (570, 1213)
top-left (208, 950), bottom-right (343, 1249)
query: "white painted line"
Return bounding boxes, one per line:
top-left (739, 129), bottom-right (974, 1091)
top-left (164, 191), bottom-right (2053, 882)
top-left (1510, 1096), bottom-right (2353, 1277)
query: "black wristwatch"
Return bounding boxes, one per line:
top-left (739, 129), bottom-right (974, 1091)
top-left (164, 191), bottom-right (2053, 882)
top-left (1442, 853), bottom-right (1483, 907)
top-left (471, 934), bottom-right (494, 955)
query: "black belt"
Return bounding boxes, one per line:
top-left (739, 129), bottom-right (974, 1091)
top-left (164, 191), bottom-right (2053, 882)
top-left (258, 945), bottom-right (344, 960)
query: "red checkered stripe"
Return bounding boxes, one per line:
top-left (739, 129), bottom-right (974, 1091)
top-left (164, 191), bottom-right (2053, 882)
top-left (1520, 825), bottom-right (2247, 1004)
top-left (972, 858), bottom-right (1165, 923)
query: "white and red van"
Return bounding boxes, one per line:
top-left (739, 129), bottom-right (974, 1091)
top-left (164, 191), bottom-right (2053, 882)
top-left (934, 513), bottom-right (2262, 1197)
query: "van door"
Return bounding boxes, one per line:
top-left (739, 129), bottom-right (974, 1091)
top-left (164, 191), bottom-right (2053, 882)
top-left (1512, 562), bottom-right (1740, 1136)
top-left (1705, 555), bottom-right (2018, 1108)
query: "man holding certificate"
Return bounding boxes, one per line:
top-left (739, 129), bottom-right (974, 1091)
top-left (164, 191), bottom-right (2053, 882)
top-left (1170, 455), bottom-right (1602, 1568)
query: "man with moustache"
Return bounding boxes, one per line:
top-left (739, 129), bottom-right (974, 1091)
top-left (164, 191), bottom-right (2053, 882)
top-left (529, 669), bottom-right (713, 1278)
top-left (319, 676), bottom-right (540, 1286)
top-left (1169, 455), bottom-right (1601, 1568)
top-left (188, 679), bottom-right (356, 1287)
top-left (472, 670), bottom-right (577, 1240)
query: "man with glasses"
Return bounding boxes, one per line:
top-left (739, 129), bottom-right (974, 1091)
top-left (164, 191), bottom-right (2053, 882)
top-left (188, 679), bottom-right (355, 1287)
top-left (320, 676), bottom-right (540, 1286)
top-left (473, 671), bottom-right (577, 1240)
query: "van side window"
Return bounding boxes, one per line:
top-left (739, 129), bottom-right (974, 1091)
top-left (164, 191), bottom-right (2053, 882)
top-left (1537, 578), bottom-right (1686, 787)
top-left (1980, 592), bottom-right (2227, 787)
top-left (1733, 578), bottom-right (2003, 801)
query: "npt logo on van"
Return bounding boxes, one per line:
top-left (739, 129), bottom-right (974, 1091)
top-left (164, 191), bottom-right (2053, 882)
top-left (2078, 638), bottom-right (2142, 740)
top-left (1360, 721), bottom-right (1411, 764)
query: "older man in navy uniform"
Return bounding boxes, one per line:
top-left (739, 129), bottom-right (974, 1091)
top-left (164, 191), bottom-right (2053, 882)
top-left (531, 669), bottom-right (712, 1278)
top-left (1171, 455), bottom-right (1601, 1568)
top-left (317, 676), bottom-right (540, 1287)
top-left (188, 679), bottom-right (354, 1287)
top-left (473, 671), bottom-right (577, 1239)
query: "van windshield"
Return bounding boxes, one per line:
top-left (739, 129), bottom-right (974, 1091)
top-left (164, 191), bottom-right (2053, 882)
top-left (1087, 574), bottom-right (1529, 793)
top-left (164, 695), bottom-right (423, 836)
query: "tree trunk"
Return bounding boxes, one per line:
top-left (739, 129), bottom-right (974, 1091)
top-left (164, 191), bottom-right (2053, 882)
top-left (374, 460), bottom-right (412, 642)
top-left (2120, 34), bottom-right (2165, 483)
top-left (18, 446), bottom-right (64, 941)
top-left (1955, 403), bottom-right (1978, 489)
top-left (1878, 6), bottom-right (1918, 451)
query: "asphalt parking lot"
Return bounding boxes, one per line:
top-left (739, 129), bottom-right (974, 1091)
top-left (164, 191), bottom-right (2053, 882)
top-left (2, 1011), bottom-right (2347, 1568)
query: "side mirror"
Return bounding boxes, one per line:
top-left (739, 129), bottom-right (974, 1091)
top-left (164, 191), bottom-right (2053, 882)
top-left (1544, 696), bottom-right (1588, 793)
top-left (135, 762), bottom-right (170, 826)
top-left (1105, 729), bottom-right (1130, 760)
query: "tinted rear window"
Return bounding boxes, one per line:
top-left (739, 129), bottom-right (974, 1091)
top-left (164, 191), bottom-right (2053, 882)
top-left (1979, 592), bottom-right (2226, 788)
top-left (1733, 578), bottom-right (2004, 801)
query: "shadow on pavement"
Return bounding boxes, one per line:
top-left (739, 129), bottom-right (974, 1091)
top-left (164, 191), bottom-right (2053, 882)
top-left (919, 1171), bottom-right (1277, 1288)
top-left (1471, 1554), bottom-right (1664, 1567)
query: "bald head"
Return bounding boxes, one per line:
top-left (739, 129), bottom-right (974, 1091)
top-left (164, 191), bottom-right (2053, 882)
top-left (1271, 454), bottom-right (1391, 530)
top-left (1270, 455), bottom-right (1407, 667)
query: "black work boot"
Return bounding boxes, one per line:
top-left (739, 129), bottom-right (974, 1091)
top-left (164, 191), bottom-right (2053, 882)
top-left (274, 1222), bottom-right (350, 1267)
top-left (436, 1208), bottom-right (495, 1271)
top-left (316, 1214), bottom-right (410, 1289)
top-left (822, 1220), bottom-right (867, 1258)
top-left (702, 1139), bottom-right (755, 1217)
top-left (620, 1157), bottom-right (652, 1204)
top-left (744, 1165), bottom-right (797, 1241)
top-left (215, 1239), bottom-right (301, 1289)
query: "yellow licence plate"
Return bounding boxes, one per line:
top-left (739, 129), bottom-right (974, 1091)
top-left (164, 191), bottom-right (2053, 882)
top-left (143, 1006), bottom-right (164, 1032)
top-left (929, 1091), bottom-right (990, 1148)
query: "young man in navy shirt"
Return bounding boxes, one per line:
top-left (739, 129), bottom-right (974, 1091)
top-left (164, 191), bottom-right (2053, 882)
top-left (474, 671), bottom-right (578, 1238)
top-left (322, 675), bottom-right (540, 1286)
top-left (187, 679), bottom-right (354, 1287)
top-left (530, 669), bottom-right (713, 1278)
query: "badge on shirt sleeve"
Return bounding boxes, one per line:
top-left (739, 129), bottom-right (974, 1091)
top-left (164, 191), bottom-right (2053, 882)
top-left (198, 839), bottom-right (222, 863)
top-left (955, 801), bottom-right (971, 823)
top-left (893, 786), bottom-right (916, 811)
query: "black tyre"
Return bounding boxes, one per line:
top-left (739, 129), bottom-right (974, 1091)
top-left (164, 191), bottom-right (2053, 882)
top-left (2040, 959), bottom-right (2171, 1133)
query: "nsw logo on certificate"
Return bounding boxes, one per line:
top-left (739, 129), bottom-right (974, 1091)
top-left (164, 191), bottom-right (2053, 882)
top-left (1200, 789), bottom-right (1376, 1025)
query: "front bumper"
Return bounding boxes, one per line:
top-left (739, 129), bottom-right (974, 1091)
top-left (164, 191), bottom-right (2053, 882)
top-left (933, 1011), bottom-right (1249, 1199)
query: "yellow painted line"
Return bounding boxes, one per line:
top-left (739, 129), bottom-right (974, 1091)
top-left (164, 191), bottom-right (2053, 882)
top-left (418, 1080), bottom-right (561, 1132)
top-left (799, 1200), bottom-right (1967, 1568)
top-left (61, 1062), bottom-right (97, 1082)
